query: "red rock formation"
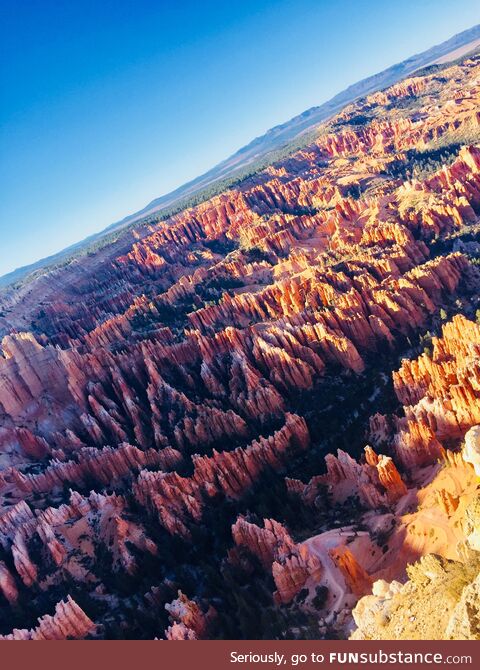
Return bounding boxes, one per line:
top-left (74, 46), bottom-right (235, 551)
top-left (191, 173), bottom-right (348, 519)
top-left (134, 413), bottom-right (309, 537)
top-left (0, 443), bottom-right (182, 498)
top-left (0, 596), bottom-right (95, 640)
top-left (165, 591), bottom-right (216, 640)
top-left (231, 516), bottom-right (322, 603)
top-left (379, 315), bottom-right (480, 468)
top-left (0, 52), bottom-right (479, 640)
top-left (435, 489), bottom-right (460, 516)
top-left (0, 490), bottom-right (158, 588)
top-left (298, 446), bottom-right (407, 509)
top-left (0, 562), bottom-right (19, 605)
top-left (328, 546), bottom-right (373, 596)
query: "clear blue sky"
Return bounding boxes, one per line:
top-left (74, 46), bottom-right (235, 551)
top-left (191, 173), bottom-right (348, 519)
top-left (1, 0), bottom-right (479, 277)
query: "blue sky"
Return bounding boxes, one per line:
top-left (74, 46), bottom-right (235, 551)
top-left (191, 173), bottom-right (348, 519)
top-left (1, 0), bottom-right (479, 277)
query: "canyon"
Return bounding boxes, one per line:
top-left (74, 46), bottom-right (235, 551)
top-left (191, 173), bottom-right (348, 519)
top-left (1, 49), bottom-right (480, 640)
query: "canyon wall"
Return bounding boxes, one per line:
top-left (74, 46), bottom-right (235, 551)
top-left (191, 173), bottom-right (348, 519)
top-left (0, 52), bottom-right (479, 639)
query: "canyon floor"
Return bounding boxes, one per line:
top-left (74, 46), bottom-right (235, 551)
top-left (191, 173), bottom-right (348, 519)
top-left (1, 51), bottom-right (480, 640)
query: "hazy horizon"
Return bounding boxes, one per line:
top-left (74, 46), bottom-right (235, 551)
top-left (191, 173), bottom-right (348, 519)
top-left (1, 0), bottom-right (479, 278)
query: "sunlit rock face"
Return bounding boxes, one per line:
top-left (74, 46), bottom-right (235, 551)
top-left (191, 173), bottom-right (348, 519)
top-left (1, 50), bottom-right (480, 640)
top-left (351, 496), bottom-right (480, 641)
top-left (463, 426), bottom-right (480, 476)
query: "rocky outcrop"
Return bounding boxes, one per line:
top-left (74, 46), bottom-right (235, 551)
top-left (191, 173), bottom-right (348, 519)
top-left (446, 572), bottom-right (480, 639)
top-left (463, 426), bottom-right (480, 476)
top-left (351, 482), bottom-right (480, 641)
top-left (351, 553), bottom-right (480, 640)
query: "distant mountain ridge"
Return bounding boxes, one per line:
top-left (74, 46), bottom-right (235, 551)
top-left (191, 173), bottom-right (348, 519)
top-left (2, 22), bottom-right (480, 289)
top-left (103, 23), bottom-right (480, 226)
